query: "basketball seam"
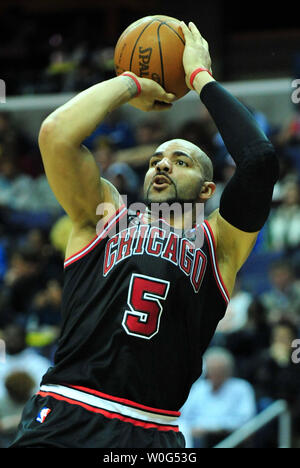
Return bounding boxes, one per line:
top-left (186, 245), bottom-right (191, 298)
top-left (129, 19), bottom-right (157, 71)
top-left (157, 23), bottom-right (165, 89)
top-left (160, 22), bottom-right (185, 45)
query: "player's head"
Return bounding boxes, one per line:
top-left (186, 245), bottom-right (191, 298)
top-left (143, 139), bottom-right (216, 206)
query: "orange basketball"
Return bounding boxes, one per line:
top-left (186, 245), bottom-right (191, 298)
top-left (114, 15), bottom-right (189, 99)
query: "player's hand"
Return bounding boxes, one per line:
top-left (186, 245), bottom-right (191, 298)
top-left (123, 73), bottom-right (176, 112)
top-left (180, 21), bottom-right (212, 90)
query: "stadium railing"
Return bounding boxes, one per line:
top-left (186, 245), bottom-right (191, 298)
top-left (214, 400), bottom-right (291, 448)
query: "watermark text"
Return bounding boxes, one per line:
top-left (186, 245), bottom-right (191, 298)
top-left (291, 79), bottom-right (300, 104)
top-left (0, 339), bottom-right (5, 363)
top-left (292, 339), bottom-right (300, 364)
top-left (0, 79), bottom-right (6, 103)
top-left (96, 196), bottom-right (205, 250)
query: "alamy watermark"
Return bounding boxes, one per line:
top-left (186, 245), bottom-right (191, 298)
top-left (0, 339), bottom-right (5, 363)
top-left (292, 339), bottom-right (300, 364)
top-left (0, 79), bottom-right (6, 103)
top-left (96, 196), bottom-right (205, 250)
top-left (291, 79), bottom-right (300, 104)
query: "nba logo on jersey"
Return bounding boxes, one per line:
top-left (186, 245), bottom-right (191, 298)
top-left (36, 407), bottom-right (51, 423)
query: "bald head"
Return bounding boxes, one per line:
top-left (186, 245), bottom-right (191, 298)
top-left (205, 347), bottom-right (235, 374)
top-left (144, 138), bottom-right (216, 207)
top-left (204, 347), bottom-right (235, 390)
top-left (155, 139), bottom-right (214, 182)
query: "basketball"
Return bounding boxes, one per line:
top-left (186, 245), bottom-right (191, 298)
top-left (114, 15), bottom-right (189, 99)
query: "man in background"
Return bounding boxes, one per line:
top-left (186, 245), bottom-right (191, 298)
top-left (179, 347), bottom-right (256, 448)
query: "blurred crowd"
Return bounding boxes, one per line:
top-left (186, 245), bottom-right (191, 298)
top-left (0, 91), bottom-right (300, 448)
top-left (1, 6), bottom-right (116, 96)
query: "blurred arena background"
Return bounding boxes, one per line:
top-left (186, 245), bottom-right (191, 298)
top-left (0, 0), bottom-right (300, 449)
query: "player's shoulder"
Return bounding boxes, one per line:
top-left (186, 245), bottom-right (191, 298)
top-left (100, 178), bottom-right (124, 211)
top-left (205, 209), bottom-right (219, 248)
top-left (64, 179), bottom-right (124, 261)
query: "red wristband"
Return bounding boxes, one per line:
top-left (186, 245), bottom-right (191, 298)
top-left (121, 72), bottom-right (142, 97)
top-left (190, 68), bottom-right (213, 89)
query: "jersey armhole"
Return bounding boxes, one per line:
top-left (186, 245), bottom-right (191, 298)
top-left (64, 205), bottom-right (128, 269)
top-left (202, 220), bottom-right (231, 305)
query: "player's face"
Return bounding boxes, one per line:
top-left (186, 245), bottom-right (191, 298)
top-left (143, 140), bottom-right (205, 205)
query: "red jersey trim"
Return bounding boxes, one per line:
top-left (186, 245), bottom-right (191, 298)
top-left (36, 390), bottom-right (179, 433)
top-left (64, 205), bottom-right (128, 269)
top-left (202, 220), bottom-right (230, 305)
top-left (68, 384), bottom-right (181, 417)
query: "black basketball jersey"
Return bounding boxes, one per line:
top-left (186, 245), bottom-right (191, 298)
top-left (41, 205), bottom-right (230, 413)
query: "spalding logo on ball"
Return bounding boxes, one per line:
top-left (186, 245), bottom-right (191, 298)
top-left (114, 15), bottom-right (189, 99)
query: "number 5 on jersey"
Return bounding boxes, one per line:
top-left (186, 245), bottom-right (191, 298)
top-left (122, 274), bottom-right (170, 340)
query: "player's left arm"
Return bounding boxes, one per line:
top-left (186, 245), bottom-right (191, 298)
top-left (198, 80), bottom-right (279, 281)
top-left (181, 21), bottom-right (280, 294)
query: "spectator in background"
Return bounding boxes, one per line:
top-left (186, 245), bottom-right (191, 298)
top-left (225, 300), bottom-right (272, 380)
top-left (0, 154), bottom-right (33, 211)
top-left (248, 319), bottom-right (300, 446)
top-left (259, 260), bottom-right (300, 325)
top-left (104, 162), bottom-right (140, 205)
top-left (179, 347), bottom-right (256, 448)
top-left (266, 180), bottom-right (300, 251)
top-left (250, 319), bottom-right (300, 402)
top-left (94, 138), bottom-right (116, 174)
top-left (0, 324), bottom-right (51, 400)
top-left (0, 242), bottom-right (7, 284)
top-left (33, 173), bottom-right (63, 216)
top-left (23, 228), bottom-right (63, 282)
top-left (94, 138), bottom-right (140, 205)
top-left (0, 245), bottom-right (48, 320)
top-left (26, 278), bottom-right (62, 331)
top-left (0, 113), bottom-right (36, 175)
top-left (216, 277), bottom-right (253, 336)
top-left (274, 102), bottom-right (300, 178)
top-left (275, 107), bottom-right (300, 147)
top-left (134, 118), bottom-right (170, 147)
top-left (0, 113), bottom-right (17, 149)
top-left (61, 54), bottom-right (100, 94)
top-left (25, 228), bottom-right (50, 253)
top-left (272, 148), bottom-right (299, 197)
top-left (0, 152), bottom-right (61, 215)
top-left (0, 371), bottom-right (35, 448)
top-left (83, 110), bottom-right (135, 151)
top-left (177, 116), bottom-right (217, 160)
top-left (114, 117), bottom-right (171, 183)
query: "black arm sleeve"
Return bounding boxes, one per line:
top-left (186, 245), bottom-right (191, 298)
top-left (200, 82), bottom-right (280, 232)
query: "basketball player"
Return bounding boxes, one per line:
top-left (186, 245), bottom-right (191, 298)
top-left (11, 22), bottom-right (279, 448)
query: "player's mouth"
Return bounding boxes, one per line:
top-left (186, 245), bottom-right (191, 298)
top-left (152, 175), bottom-right (172, 190)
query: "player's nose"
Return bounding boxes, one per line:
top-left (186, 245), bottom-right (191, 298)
top-left (156, 157), bottom-right (173, 173)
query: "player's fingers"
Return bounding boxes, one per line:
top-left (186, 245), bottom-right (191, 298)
top-left (164, 92), bottom-right (177, 102)
top-left (144, 78), bottom-right (176, 102)
top-left (180, 21), bottom-right (192, 43)
top-left (189, 22), bottom-right (207, 46)
top-left (188, 22), bottom-right (201, 38)
top-left (156, 86), bottom-right (177, 103)
top-left (153, 101), bottom-right (173, 111)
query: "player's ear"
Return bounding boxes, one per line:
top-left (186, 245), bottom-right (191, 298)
top-left (199, 181), bottom-right (216, 202)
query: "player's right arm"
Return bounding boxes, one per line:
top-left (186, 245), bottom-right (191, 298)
top-left (39, 75), bottom-right (176, 230)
